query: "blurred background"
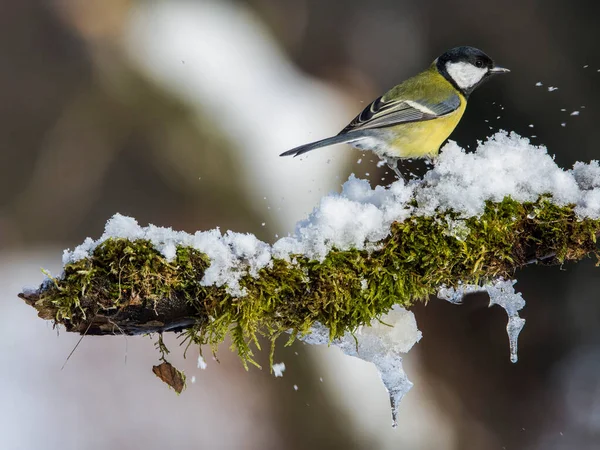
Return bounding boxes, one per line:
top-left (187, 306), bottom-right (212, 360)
top-left (1, 0), bottom-right (599, 448)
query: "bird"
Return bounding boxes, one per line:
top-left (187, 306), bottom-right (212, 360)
top-left (280, 46), bottom-right (509, 179)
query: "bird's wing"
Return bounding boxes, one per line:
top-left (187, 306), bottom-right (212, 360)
top-left (339, 93), bottom-right (461, 134)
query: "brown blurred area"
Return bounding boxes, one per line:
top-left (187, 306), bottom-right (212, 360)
top-left (0, 0), bottom-right (261, 248)
top-left (1, 0), bottom-right (600, 449)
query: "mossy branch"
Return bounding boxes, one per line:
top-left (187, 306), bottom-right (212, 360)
top-left (19, 197), bottom-right (600, 365)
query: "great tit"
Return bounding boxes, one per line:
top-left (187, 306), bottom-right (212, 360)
top-left (280, 46), bottom-right (509, 179)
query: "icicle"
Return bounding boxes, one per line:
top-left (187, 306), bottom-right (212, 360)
top-left (438, 279), bottom-right (526, 363)
top-left (485, 279), bottom-right (526, 363)
top-left (300, 306), bottom-right (422, 427)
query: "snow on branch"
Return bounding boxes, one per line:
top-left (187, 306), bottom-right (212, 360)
top-left (19, 132), bottom-right (600, 425)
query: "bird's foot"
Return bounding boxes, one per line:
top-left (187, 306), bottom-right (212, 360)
top-left (384, 158), bottom-right (405, 182)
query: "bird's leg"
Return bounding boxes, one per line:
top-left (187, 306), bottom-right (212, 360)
top-left (384, 157), bottom-right (405, 181)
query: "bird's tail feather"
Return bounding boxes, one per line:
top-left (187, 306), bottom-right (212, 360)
top-left (280, 132), bottom-right (365, 157)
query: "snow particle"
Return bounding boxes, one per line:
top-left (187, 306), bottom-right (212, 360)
top-left (293, 384), bottom-right (298, 391)
top-left (535, 81), bottom-right (543, 86)
top-left (197, 355), bottom-right (207, 370)
top-left (570, 111), bottom-right (580, 116)
top-left (272, 362), bottom-right (286, 377)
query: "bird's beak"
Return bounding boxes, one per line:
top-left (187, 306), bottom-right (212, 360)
top-left (489, 66), bottom-right (510, 74)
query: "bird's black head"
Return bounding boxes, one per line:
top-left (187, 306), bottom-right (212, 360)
top-left (436, 46), bottom-right (509, 96)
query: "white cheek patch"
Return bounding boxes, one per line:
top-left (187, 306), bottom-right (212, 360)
top-left (446, 62), bottom-right (488, 90)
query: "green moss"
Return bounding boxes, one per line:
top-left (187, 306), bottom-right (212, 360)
top-left (27, 197), bottom-right (600, 368)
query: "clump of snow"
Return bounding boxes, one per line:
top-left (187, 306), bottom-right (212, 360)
top-left (63, 216), bottom-right (272, 297)
top-left (63, 132), bottom-right (600, 295)
top-left (193, 230), bottom-right (272, 296)
top-left (360, 278), bottom-right (368, 291)
top-left (272, 362), bottom-right (286, 377)
top-left (572, 160), bottom-right (600, 189)
top-left (300, 306), bottom-right (422, 427)
top-left (438, 279), bottom-right (526, 363)
top-left (272, 176), bottom-right (414, 261)
top-left (197, 355), bottom-right (207, 370)
top-left (572, 161), bottom-right (600, 219)
top-left (415, 132), bottom-right (584, 217)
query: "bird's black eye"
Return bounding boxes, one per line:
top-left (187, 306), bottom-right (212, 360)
top-left (475, 60), bottom-right (484, 68)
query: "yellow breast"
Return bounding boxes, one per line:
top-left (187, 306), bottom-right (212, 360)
top-left (387, 95), bottom-right (466, 159)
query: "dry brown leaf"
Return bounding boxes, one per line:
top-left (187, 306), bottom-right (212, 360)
top-left (152, 361), bottom-right (186, 394)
